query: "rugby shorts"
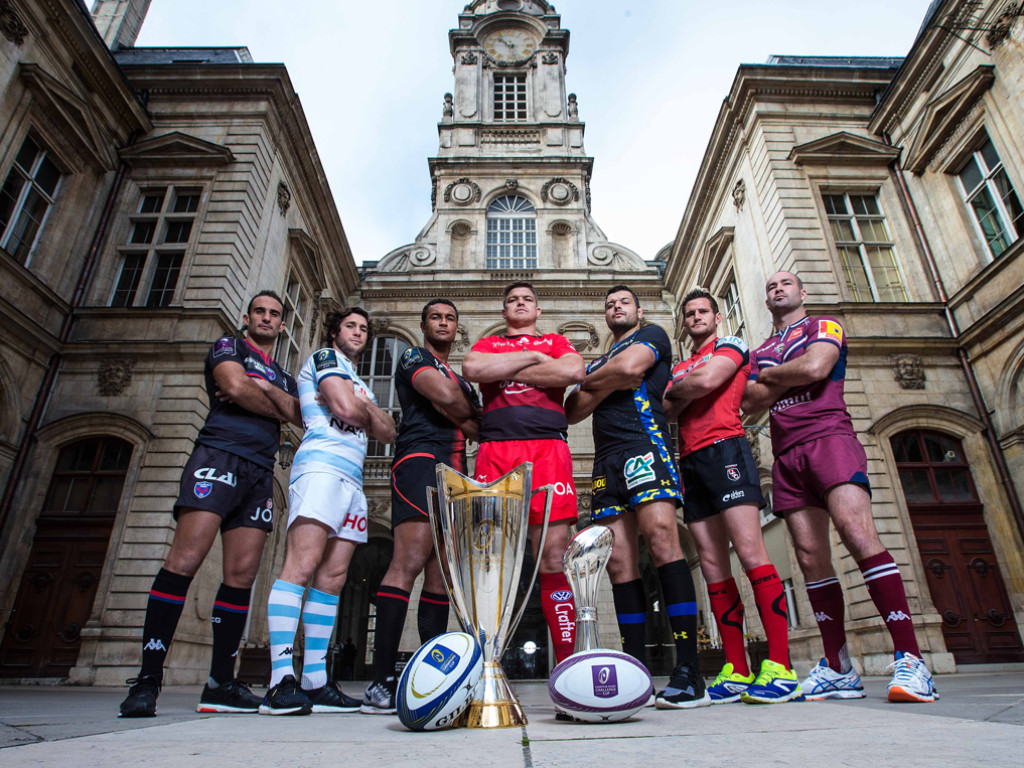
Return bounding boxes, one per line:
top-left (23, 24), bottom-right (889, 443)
top-left (591, 444), bottom-right (682, 521)
top-left (288, 471), bottom-right (368, 542)
top-left (679, 436), bottom-right (765, 523)
top-left (174, 444), bottom-right (275, 532)
top-left (771, 433), bottom-right (870, 516)
top-left (474, 438), bottom-right (578, 525)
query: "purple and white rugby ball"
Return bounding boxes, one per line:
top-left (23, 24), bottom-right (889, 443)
top-left (548, 650), bottom-right (652, 723)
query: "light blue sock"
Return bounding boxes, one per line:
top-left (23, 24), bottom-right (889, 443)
top-left (301, 587), bottom-right (340, 690)
top-left (267, 579), bottom-right (305, 687)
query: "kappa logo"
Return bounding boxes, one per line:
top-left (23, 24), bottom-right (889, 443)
top-left (143, 638), bottom-right (167, 652)
top-left (725, 464), bottom-right (741, 482)
top-left (624, 452), bottom-right (656, 490)
top-left (278, 646), bottom-right (293, 657)
top-left (886, 610), bottom-right (911, 622)
top-left (814, 611), bottom-right (833, 622)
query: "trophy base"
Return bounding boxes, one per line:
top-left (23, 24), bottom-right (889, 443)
top-left (461, 661), bottom-right (527, 729)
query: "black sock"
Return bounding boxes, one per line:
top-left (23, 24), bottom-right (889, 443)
top-left (140, 568), bottom-right (193, 681)
top-left (208, 584), bottom-right (252, 685)
top-left (417, 590), bottom-right (450, 644)
top-left (658, 559), bottom-right (699, 668)
top-left (612, 579), bottom-right (648, 665)
top-left (373, 586), bottom-right (410, 682)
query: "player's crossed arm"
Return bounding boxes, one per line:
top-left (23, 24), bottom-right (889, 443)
top-left (213, 360), bottom-right (297, 423)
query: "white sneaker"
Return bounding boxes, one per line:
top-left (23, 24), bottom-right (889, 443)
top-left (886, 652), bottom-right (938, 702)
top-left (800, 658), bottom-right (866, 700)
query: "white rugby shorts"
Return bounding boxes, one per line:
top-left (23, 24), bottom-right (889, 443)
top-left (287, 472), bottom-right (368, 543)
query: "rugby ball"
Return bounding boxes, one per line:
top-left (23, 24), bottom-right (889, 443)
top-left (397, 631), bottom-right (483, 731)
top-left (549, 650), bottom-right (653, 723)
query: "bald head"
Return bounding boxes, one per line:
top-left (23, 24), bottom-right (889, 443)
top-left (765, 271), bottom-right (803, 293)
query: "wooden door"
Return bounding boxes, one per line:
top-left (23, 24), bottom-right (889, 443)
top-left (892, 430), bottom-right (1024, 664)
top-left (0, 437), bottom-right (131, 677)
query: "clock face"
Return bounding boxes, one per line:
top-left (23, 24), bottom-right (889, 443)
top-left (483, 29), bottom-right (538, 65)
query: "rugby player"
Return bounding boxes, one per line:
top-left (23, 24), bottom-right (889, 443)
top-left (261, 308), bottom-right (396, 715)
top-left (566, 285), bottom-right (708, 709)
top-left (742, 271), bottom-right (937, 702)
top-left (361, 298), bottom-right (480, 714)
top-left (120, 291), bottom-right (301, 718)
top-left (664, 288), bottom-right (797, 704)
top-left (462, 282), bottom-right (585, 666)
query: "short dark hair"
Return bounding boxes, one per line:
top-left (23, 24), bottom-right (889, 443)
top-left (322, 306), bottom-right (372, 347)
top-left (606, 284), bottom-right (640, 307)
top-left (247, 290), bottom-right (284, 315)
top-left (502, 281), bottom-right (536, 301)
top-left (681, 287), bottom-right (719, 315)
top-left (421, 298), bottom-right (459, 323)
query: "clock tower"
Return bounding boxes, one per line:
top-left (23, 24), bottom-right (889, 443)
top-left (371, 0), bottom-right (651, 274)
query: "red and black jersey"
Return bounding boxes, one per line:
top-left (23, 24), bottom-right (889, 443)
top-left (393, 346), bottom-right (476, 464)
top-left (471, 333), bottom-right (579, 441)
top-left (669, 335), bottom-right (748, 456)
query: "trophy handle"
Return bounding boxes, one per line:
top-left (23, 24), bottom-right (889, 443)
top-left (504, 483), bottom-right (555, 645)
top-left (427, 486), bottom-right (473, 635)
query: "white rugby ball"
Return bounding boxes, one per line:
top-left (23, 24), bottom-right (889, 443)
top-left (397, 631), bottom-right (483, 731)
top-left (548, 650), bottom-right (653, 723)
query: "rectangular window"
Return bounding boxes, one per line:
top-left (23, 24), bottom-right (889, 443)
top-left (0, 136), bottom-right (62, 264)
top-left (957, 134), bottom-right (1023, 258)
top-left (719, 277), bottom-right (746, 340)
top-left (111, 186), bottom-right (200, 308)
top-left (493, 73), bottom-right (527, 122)
top-left (782, 578), bottom-right (800, 628)
top-left (823, 192), bottom-right (907, 302)
top-left (274, 273), bottom-right (309, 372)
top-left (485, 217), bottom-right (537, 269)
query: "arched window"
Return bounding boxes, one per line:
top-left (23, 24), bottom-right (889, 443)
top-left (356, 335), bottom-right (410, 457)
top-left (890, 429), bottom-right (978, 505)
top-left (486, 195), bottom-right (536, 270)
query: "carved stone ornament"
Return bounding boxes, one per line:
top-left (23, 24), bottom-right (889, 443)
top-left (542, 52), bottom-right (559, 65)
top-left (276, 182), bottom-right (291, 215)
top-left (541, 177), bottom-right (580, 206)
top-left (453, 324), bottom-right (471, 352)
top-left (890, 354), bottom-right (926, 390)
top-left (442, 92), bottom-right (454, 119)
top-left (987, 3), bottom-right (1023, 47)
top-left (584, 173), bottom-right (592, 212)
top-left (744, 426), bottom-right (767, 468)
top-left (567, 93), bottom-right (579, 120)
top-left (557, 321), bottom-right (600, 352)
top-left (308, 289), bottom-right (323, 346)
top-left (371, 318), bottom-right (391, 336)
top-left (461, 51), bottom-right (479, 65)
top-left (443, 177), bottom-right (482, 206)
top-left (504, 178), bottom-right (519, 190)
top-left (377, 246), bottom-right (436, 272)
top-left (0, 0), bottom-right (28, 45)
top-left (98, 359), bottom-right (135, 396)
top-left (732, 179), bottom-right (746, 211)
top-left (431, 181), bottom-right (437, 211)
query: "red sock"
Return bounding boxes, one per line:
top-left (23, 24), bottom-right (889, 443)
top-left (707, 578), bottom-right (749, 676)
top-left (858, 551), bottom-right (920, 656)
top-left (540, 572), bottom-right (575, 664)
top-left (747, 565), bottom-right (791, 668)
top-left (806, 577), bottom-right (848, 672)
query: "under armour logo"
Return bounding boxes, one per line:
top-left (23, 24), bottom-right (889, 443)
top-left (814, 611), bottom-right (833, 622)
top-left (673, 630), bottom-right (688, 640)
top-left (143, 638), bottom-right (167, 652)
top-left (886, 610), bottom-right (911, 622)
top-left (278, 646), bottom-right (293, 657)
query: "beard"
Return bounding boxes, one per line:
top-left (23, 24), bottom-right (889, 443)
top-left (607, 314), bottom-right (637, 333)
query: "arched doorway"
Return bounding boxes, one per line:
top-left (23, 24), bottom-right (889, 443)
top-left (338, 537), bottom-right (393, 680)
top-left (892, 429), bottom-right (1024, 663)
top-left (0, 437), bottom-right (132, 677)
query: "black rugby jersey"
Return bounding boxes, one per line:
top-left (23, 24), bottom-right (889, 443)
top-left (196, 335), bottom-right (297, 469)
top-left (588, 323), bottom-right (674, 459)
top-left (393, 346), bottom-right (478, 463)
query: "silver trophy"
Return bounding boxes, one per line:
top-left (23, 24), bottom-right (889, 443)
top-left (428, 462), bottom-right (553, 728)
top-left (562, 525), bottom-right (615, 653)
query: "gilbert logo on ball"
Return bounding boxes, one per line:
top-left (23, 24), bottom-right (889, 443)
top-left (397, 631), bottom-right (483, 732)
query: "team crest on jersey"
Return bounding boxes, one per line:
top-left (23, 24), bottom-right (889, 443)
top-left (624, 452), bottom-right (656, 489)
top-left (401, 348), bottom-right (423, 369)
top-left (818, 319), bottom-right (844, 343)
top-left (213, 337), bottom-right (236, 358)
top-left (725, 464), bottom-right (741, 482)
top-left (314, 348), bottom-right (339, 372)
top-left (193, 481), bottom-right (213, 498)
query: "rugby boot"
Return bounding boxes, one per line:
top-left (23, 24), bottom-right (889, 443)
top-left (119, 675), bottom-right (160, 718)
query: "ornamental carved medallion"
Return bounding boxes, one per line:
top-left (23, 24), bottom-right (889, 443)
top-left (276, 182), bottom-right (291, 215)
top-left (98, 359), bottom-right (135, 396)
top-left (889, 354), bottom-right (926, 390)
top-left (557, 321), bottom-right (599, 352)
top-left (0, 0), bottom-right (28, 45)
top-left (541, 177), bottom-right (580, 206)
top-left (443, 177), bottom-right (482, 206)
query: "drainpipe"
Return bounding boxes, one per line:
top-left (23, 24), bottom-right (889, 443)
top-left (0, 150), bottom-right (134, 537)
top-left (885, 132), bottom-right (1024, 544)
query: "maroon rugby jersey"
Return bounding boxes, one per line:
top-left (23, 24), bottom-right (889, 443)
top-left (471, 333), bottom-right (579, 441)
top-left (749, 315), bottom-right (855, 456)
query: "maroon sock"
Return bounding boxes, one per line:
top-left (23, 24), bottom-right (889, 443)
top-left (747, 565), bottom-right (791, 669)
top-left (707, 578), bottom-right (749, 676)
top-left (858, 551), bottom-right (920, 656)
top-left (540, 572), bottom-right (576, 664)
top-left (806, 577), bottom-right (848, 672)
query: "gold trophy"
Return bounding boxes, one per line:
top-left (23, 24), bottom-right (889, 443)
top-left (428, 462), bottom-right (552, 728)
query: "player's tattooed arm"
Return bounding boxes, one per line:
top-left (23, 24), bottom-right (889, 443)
top-left (579, 344), bottom-right (652, 391)
top-left (756, 342), bottom-right (839, 388)
top-left (252, 377), bottom-right (302, 426)
top-left (212, 360), bottom-right (287, 420)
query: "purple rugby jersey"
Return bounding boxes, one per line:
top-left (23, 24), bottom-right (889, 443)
top-left (749, 315), bottom-right (856, 456)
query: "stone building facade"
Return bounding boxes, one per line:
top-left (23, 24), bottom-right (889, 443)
top-left (662, 0), bottom-right (1024, 673)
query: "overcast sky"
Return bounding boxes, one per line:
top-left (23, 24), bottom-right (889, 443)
top-left (134, 1), bottom-right (930, 264)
